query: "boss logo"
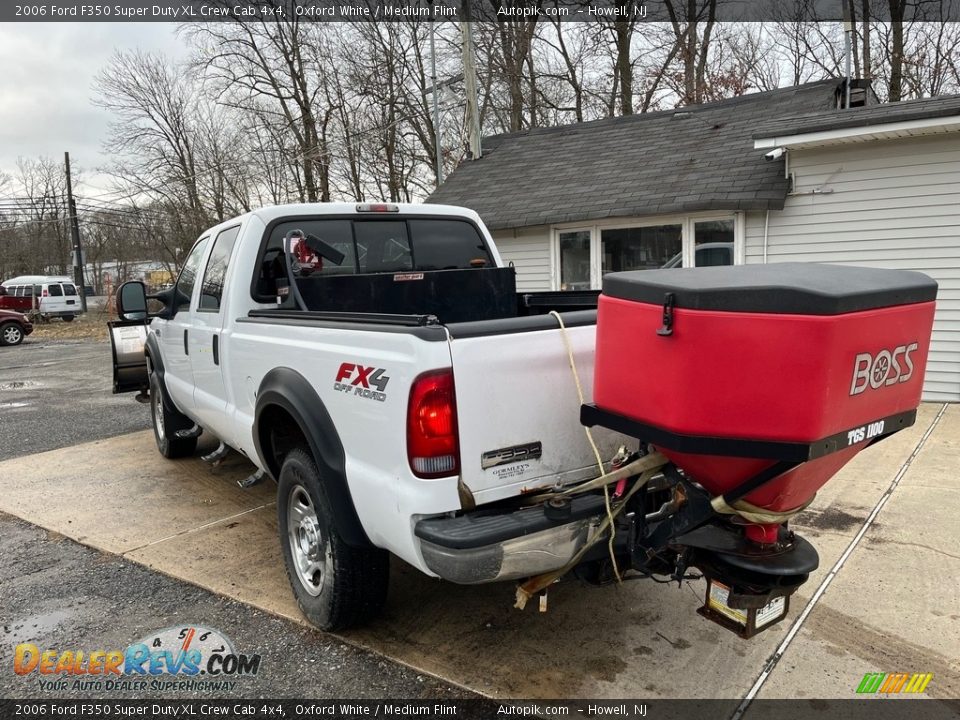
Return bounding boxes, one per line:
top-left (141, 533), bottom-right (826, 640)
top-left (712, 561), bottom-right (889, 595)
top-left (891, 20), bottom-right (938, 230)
top-left (850, 343), bottom-right (919, 396)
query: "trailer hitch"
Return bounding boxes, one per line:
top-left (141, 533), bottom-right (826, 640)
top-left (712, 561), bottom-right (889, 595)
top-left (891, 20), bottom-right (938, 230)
top-left (630, 462), bottom-right (818, 638)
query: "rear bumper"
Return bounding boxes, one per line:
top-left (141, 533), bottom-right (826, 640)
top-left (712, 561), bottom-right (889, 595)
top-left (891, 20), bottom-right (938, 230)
top-left (414, 494), bottom-right (606, 584)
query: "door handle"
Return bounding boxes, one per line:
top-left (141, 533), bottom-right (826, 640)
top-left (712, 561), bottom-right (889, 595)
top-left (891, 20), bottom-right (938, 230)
top-left (213, 334), bottom-right (219, 366)
top-left (183, 329), bottom-right (189, 355)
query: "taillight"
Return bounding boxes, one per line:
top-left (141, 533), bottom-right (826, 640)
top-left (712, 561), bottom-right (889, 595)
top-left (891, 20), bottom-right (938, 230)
top-left (42, 289), bottom-right (48, 297)
top-left (407, 369), bottom-right (459, 478)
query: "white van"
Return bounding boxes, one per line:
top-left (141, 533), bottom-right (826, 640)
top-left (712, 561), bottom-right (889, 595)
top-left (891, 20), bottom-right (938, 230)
top-left (0, 275), bottom-right (83, 320)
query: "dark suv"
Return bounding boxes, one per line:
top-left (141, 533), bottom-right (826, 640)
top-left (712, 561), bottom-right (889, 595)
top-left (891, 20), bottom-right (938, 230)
top-left (0, 309), bottom-right (34, 346)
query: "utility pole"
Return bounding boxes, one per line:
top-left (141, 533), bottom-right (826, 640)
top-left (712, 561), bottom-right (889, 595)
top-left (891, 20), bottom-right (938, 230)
top-left (460, 19), bottom-right (482, 160)
top-left (429, 14), bottom-right (443, 185)
top-left (64, 151), bottom-right (88, 313)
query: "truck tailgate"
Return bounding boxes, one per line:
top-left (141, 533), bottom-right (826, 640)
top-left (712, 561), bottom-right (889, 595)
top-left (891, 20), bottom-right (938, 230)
top-left (448, 314), bottom-right (626, 505)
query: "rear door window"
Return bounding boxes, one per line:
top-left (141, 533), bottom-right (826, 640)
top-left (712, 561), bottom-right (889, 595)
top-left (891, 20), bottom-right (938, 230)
top-left (63, 284), bottom-right (78, 296)
top-left (47, 284), bottom-right (63, 297)
top-left (199, 226), bottom-right (241, 312)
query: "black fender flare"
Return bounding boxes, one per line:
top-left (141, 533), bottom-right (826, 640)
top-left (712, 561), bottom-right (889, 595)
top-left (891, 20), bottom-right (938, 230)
top-left (145, 332), bottom-right (178, 414)
top-left (254, 367), bottom-right (371, 547)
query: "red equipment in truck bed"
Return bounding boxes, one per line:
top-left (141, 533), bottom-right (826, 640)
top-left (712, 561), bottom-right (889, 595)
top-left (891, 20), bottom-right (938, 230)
top-left (592, 263), bottom-right (937, 513)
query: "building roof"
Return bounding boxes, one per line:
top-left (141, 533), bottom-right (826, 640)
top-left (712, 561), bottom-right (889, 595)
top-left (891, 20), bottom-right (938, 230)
top-left (753, 93), bottom-right (960, 140)
top-left (427, 80), bottom-right (843, 231)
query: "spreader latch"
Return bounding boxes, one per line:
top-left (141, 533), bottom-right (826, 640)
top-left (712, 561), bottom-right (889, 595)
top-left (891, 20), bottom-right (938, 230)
top-left (656, 292), bottom-right (675, 336)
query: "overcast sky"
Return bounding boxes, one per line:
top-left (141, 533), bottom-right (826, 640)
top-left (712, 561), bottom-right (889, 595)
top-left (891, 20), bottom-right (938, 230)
top-left (0, 23), bottom-right (188, 196)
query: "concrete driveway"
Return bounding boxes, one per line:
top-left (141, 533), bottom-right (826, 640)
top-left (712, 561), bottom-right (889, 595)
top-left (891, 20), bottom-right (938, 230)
top-left (0, 356), bottom-right (957, 709)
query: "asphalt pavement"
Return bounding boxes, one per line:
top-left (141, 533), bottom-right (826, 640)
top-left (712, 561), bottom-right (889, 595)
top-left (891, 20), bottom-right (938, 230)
top-left (0, 513), bottom-right (476, 700)
top-left (0, 339), bottom-right (473, 700)
top-left (0, 339), bottom-right (150, 461)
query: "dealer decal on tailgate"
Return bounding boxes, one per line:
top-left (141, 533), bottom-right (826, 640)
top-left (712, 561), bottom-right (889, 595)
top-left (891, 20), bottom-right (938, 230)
top-left (334, 362), bottom-right (390, 403)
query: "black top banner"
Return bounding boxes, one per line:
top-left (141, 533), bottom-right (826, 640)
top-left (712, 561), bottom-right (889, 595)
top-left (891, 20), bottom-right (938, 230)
top-left (5, 0), bottom-right (960, 23)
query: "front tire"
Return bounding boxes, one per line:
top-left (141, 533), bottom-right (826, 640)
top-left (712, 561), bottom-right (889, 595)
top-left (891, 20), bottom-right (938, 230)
top-left (278, 448), bottom-right (389, 631)
top-left (0, 322), bottom-right (24, 346)
top-left (150, 372), bottom-right (197, 458)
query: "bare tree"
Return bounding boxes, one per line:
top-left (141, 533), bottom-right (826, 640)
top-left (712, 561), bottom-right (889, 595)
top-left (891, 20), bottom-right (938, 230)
top-left (665, 0), bottom-right (720, 105)
top-left (93, 49), bottom-right (211, 238)
top-left (13, 156), bottom-right (71, 275)
top-left (187, 14), bottom-right (337, 202)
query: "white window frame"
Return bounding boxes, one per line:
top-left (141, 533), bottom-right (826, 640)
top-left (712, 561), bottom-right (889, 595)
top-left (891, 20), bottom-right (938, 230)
top-left (550, 211), bottom-right (744, 290)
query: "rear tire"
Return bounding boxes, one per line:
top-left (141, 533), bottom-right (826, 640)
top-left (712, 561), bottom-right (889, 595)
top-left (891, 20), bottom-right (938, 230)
top-left (0, 322), bottom-right (24, 346)
top-left (150, 372), bottom-right (197, 458)
top-left (278, 448), bottom-right (389, 630)
top-left (61, 315), bottom-right (75, 322)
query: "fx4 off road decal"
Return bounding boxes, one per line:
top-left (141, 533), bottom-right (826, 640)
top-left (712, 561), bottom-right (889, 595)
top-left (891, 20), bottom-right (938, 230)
top-left (334, 362), bottom-right (390, 403)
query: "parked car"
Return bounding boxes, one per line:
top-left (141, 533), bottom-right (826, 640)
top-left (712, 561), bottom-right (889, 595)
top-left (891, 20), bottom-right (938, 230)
top-left (662, 242), bottom-right (734, 268)
top-left (0, 276), bottom-right (83, 320)
top-left (0, 309), bottom-right (34, 346)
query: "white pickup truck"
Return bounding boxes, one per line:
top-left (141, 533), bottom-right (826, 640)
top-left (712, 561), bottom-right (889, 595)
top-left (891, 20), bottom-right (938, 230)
top-left (113, 202), bottom-right (930, 639)
top-left (110, 202), bottom-right (630, 630)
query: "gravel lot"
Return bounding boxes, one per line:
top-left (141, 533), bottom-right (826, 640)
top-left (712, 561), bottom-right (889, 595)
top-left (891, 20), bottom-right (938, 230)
top-left (0, 337), bottom-right (475, 701)
top-left (0, 513), bottom-right (476, 700)
top-left (0, 339), bottom-right (150, 461)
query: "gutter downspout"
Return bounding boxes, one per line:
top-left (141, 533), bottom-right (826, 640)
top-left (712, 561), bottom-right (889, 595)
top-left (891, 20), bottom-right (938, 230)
top-left (763, 209), bottom-right (770, 264)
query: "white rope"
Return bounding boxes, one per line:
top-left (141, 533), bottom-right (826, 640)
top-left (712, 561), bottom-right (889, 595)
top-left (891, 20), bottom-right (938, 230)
top-left (549, 311), bottom-right (622, 582)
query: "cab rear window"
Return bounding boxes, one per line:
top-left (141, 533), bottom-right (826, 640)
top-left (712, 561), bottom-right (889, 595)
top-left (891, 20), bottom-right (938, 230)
top-left (254, 216), bottom-right (493, 301)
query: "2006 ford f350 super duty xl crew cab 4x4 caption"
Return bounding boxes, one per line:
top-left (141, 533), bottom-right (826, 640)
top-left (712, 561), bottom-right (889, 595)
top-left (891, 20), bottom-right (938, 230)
top-left (110, 201), bottom-right (937, 638)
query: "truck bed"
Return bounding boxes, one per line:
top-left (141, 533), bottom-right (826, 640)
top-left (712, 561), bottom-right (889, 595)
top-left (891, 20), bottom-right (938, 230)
top-left (244, 300), bottom-right (623, 509)
top-left (290, 266), bottom-right (600, 324)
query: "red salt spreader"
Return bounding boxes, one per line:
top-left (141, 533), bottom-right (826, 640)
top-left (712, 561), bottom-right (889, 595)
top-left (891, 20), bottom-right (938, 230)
top-left (581, 263), bottom-right (937, 637)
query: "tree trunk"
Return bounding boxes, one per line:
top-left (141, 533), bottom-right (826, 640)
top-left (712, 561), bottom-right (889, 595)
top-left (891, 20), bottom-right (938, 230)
top-left (861, 0), bottom-right (872, 81)
top-left (615, 23), bottom-right (633, 115)
top-left (889, 0), bottom-right (905, 101)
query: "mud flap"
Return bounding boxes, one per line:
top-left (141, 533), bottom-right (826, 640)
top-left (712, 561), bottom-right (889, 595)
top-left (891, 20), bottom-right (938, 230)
top-left (108, 320), bottom-right (149, 394)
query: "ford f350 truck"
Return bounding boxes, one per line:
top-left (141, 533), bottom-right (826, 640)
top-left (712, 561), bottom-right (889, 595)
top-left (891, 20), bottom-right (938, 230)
top-left (110, 202), bottom-right (937, 638)
top-left (110, 202), bottom-right (634, 630)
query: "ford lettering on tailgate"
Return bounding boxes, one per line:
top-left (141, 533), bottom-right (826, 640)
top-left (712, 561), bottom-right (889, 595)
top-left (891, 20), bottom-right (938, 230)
top-left (481, 441), bottom-right (543, 470)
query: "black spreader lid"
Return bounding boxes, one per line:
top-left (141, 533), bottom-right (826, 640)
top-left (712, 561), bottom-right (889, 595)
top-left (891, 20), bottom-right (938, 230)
top-left (602, 263), bottom-right (938, 315)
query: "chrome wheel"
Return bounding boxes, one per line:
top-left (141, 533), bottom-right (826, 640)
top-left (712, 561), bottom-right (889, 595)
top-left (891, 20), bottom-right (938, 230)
top-left (152, 389), bottom-right (165, 441)
top-left (287, 483), bottom-right (330, 597)
top-left (2, 325), bottom-right (22, 345)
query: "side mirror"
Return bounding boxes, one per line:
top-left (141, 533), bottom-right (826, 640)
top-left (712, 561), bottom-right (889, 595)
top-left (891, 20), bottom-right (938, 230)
top-left (117, 281), bottom-right (149, 321)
